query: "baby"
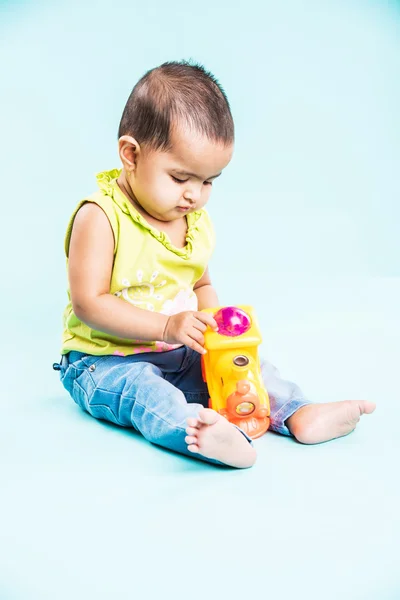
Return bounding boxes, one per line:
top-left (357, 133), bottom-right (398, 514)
top-left (56, 61), bottom-right (375, 468)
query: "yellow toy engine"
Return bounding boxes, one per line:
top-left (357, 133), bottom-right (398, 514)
top-left (201, 305), bottom-right (270, 439)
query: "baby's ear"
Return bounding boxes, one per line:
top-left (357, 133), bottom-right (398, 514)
top-left (118, 135), bottom-right (140, 171)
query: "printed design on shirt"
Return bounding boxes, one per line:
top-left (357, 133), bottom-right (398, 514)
top-left (114, 270), bottom-right (198, 356)
top-left (154, 341), bottom-right (180, 352)
top-left (115, 273), bottom-right (198, 316)
top-left (114, 270), bottom-right (167, 311)
top-left (114, 280), bottom-right (198, 354)
top-left (160, 288), bottom-right (198, 316)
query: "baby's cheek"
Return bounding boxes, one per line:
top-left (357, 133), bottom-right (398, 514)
top-left (199, 187), bottom-right (211, 208)
top-left (152, 179), bottom-right (174, 206)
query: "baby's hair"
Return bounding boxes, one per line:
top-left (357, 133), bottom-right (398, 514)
top-left (118, 60), bottom-right (234, 151)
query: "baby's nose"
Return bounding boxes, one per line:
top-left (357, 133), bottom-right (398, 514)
top-left (184, 185), bottom-right (202, 203)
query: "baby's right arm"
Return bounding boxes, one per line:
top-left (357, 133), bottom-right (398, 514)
top-left (68, 203), bottom-right (218, 354)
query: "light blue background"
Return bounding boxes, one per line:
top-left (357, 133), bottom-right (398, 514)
top-left (1, 1), bottom-right (399, 599)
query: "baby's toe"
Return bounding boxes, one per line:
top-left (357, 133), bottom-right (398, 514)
top-left (185, 435), bottom-right (198, 445)
top-left (187, 444), bottom-right (200, 454)
top-left (186, 417), bottom-right (199, 428)
top-left (185, 426), bottom-right (198, 436)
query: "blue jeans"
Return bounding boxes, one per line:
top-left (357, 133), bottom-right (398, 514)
top-left (58, 346), bottom-right (311, 464)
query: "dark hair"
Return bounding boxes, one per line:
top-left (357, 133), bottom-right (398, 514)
top-left (118, 60), bottom-right (234, 151)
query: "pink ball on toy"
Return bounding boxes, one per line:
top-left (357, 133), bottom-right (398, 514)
top-left (214, 307), bottom-right (251, 337)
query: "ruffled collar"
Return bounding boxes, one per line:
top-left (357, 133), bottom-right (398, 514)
top-left (96, 169), bottom-right (203, 260)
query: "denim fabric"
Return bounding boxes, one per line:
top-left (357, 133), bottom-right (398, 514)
top-left (59, 346), bottom-right (311, 464)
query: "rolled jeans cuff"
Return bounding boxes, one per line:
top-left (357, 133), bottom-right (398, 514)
top-left (270, 398), bottom-right (312, 437)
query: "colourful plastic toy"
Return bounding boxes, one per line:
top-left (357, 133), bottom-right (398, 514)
top-left (201, 305), bottom-right (270, 439)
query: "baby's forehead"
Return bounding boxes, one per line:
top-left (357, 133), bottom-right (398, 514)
top-left (162, 126), bottom-right (233, 172)
top-left (161, 136), bottom-right (233, 179)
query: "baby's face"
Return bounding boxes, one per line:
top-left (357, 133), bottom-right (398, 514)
top-left (127, 127), bottom-right (233, 222)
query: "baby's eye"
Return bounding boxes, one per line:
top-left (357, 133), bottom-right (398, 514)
top-left (171, 176), bottom-right (188, 184)
top-left (204, 181), bottom-right (213, 186)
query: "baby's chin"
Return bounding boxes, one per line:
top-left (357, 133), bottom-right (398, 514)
top-left (159, 207), bottom-right (193, 220)
top-left (141, 201), bottom-right (194, 222)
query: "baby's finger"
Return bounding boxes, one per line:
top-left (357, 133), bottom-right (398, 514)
top-left (184, 334), bottom-right (207, 355)
top-left (195, 312), bottom-right (219, 331)
top-left (189, 328), bottom-right (205, 346)
top-left (192, 318), bottom-right (207, 333)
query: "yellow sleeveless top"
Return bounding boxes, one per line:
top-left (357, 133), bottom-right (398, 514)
top-left (61, 169), bottom-right (215, 356)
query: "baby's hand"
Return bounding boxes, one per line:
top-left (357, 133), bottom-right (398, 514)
top-left (162, 311), bottom-right (219, 355)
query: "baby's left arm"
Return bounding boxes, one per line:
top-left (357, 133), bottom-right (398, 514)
top-left (193, 266), bottom-right (219, 310)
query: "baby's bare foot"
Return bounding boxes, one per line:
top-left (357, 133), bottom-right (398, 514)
top-left (185, 408), bottom-right (257, 468)
top-left (286, 400), bottom-right (376, 444)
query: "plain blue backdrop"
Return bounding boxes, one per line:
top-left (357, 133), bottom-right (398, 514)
top-left (1, 1), bottom-right (399, 599)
